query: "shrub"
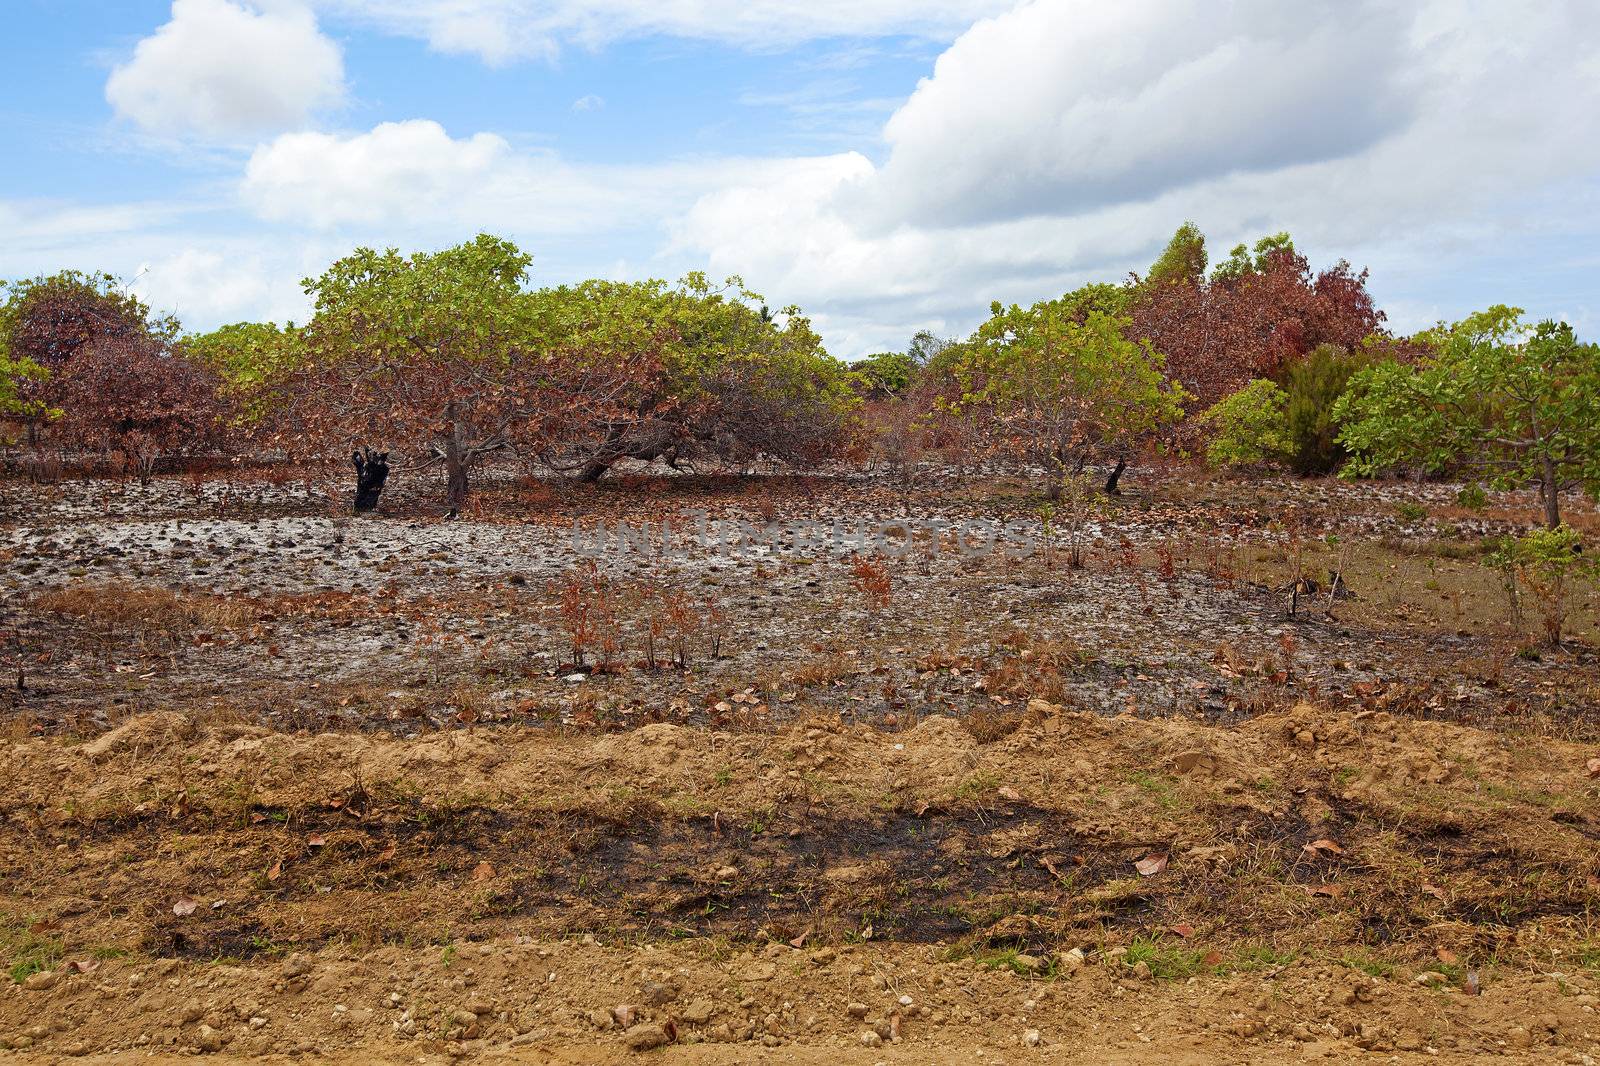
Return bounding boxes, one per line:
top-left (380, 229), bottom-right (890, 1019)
top-left (1485, 525), bottom-right (1595, 646)
top-left (1281, 343), bottom-right (1376, 475)
top-left (1198, 379), bottom-right (1291, 468)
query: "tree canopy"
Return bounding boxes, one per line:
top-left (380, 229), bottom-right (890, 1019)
top-left (1336, 306), bottom-right (1600, 528)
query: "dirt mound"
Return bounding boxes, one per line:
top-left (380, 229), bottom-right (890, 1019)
top-left (1, 705), bottom-right (1597, 1062)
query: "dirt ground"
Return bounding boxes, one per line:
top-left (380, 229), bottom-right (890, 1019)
top-left (1, 465), bottom-right (1598, 1062)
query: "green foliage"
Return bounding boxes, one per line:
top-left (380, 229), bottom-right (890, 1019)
top-left (302, 233), bottom-right (537, 369)
top-left (1336, 307), bottom-right (1600, 527)
top-left (1455, 483), bottom-right (1488, 511)
top-left (939, 285), bottom-right (1184, 477)
top-left (1485, 525), bottom-right (1596, 645)
top-left (1198, 379), bottom-right (1291, 467)
top-left (1281, 343), bottom-right (1376, 475)
top-left (180, 321), bottom-right (304, 423)
top-left (1147, 221), bottom-right (1208, 285)
top-left (181, 321), bottom-right (303, 390)
top-left (0, 346), bottom-right (53, 427)
top-left (1211, 232), bottom-right (1296, 282)
top-left (853, 350), bottom-right (917, 397)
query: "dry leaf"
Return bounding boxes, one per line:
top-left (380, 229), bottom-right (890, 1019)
top-left (1420, 882), bottom-right (1447, 900)
top-left (266, 860), bottom-right (282, 882)
top-left (997, 786), bottom-right (1022, 802)
top-left (472, 861), bottom-right (496, 881)
top-left (1305, 883), bottom-right (1346, 898)
top-left (1587, 757), bottom-right (1600, 779)
top-left (307, 833), bottom-right (325, 848)
top-left (1170, 923), bottom-right (1195, 938)
top-left (1302, 838), bottom-right (1345, 858)
top-left (67, 959), bottom-right (100, 974)
top-left (1200, 950), bottom-right (1224, 967)
top-left (1436, 947), bottom-right (1459, 965)
top-left (1133, 853), bottom-right (1168, 877)
top-left (788, 932), bottom-right (808, 949)
top-left (172, 897), bottom-right (199, 917)
top-left (377, 840), bottom-right (397, 862)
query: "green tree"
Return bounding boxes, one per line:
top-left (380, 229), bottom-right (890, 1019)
top-left (938, 291), bottom-right (1185, 496)
top-left (527, 272), bottom-right (856, 481)
top-left (1281, 343), bottom-right (1377, 475)
top-left (180, 321), bottom-right (305, 423)
top-left (1146, 221), bottom-right (1208, 285)
top-left (292, 234), bottom-right (555, 511)
top-left (853, 350), bottom-right (917, 397)
top-left (1336, 306), bottom-right (1600, 528)
top-left (1210, 232), bottom-right (1296, 282)
top-left (1198, 379), bottom-right (1292, 468)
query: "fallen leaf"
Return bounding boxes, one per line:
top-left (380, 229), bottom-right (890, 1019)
top-left (1302, 838), bottom-right (1345, 858)
top-left (997, 786), bottom-right (1022, 802)
top-left (1420, 882), bottom-right (1447, 900)
top-left (1170, 923), bottom-right (1195, 938)
top-left (377, 840), bottom-right (397, 862)
top-left (266, 860), bottom-right (282, 882)
top-left (66, 959), bottom-right (100, 974)
top-left (1305, 883), bottom-right (1346, 898)
top-left (172, 897), bottom-right (198, 917)
top-left (1200, 950), bottom-right (1224, 967)
top-left (1134, 853), bottom-right (1169, 877)
top-left (1587, 757), bottom-right (1600, 779)
top-left (472, 861), bottom-right (495, 881)
top-left (307, 833), bottom-right (325, 848)
top-left (1436, 947), bottom-right (1459, 965)
top-left (788, 932), bottom-right (808, 949)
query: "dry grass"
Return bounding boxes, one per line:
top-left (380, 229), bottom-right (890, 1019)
top-left (32, 583), bottom-right (256, 638)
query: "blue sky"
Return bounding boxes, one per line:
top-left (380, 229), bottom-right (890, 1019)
top-left (3, 0), bottom-right (1599, 357)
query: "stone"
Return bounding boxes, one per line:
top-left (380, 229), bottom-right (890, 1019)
top-left (623, 1023), bottom-right (671, 1051)
top-left (196, 1025), bottom-right (224, 1053)
top-left (846, 1002), bottom-right (869, 1019)
top-left (1023, 1028), bottom-right (1043, 1047)
top-left (681, 1000), bottom-right (714, 1025)
top-left (639, 981), bottom-right (674, 1006)
top-left (860, 1030), bottom-right (883, 1048)
top-left (22, 971), bottom-right (59, 991)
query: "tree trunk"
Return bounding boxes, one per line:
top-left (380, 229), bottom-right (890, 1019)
top-left (1541, 456), bottom-right (1561, 529)
top-left (444, 414), bottom-right (469, 517)
top-left (1104, 458), bottom-right (1127, 496)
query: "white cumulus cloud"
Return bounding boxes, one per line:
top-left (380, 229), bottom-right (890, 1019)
top-left (106, 0), bottom-right (346, 139)
top-left (242, 120), bottom-right (512, 227)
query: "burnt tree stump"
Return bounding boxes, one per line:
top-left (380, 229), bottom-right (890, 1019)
top-left (352, 449), bottom-right (390, 513)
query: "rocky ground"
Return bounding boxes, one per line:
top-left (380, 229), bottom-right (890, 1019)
top-left (0, 465), bottom-right (1598, 1062)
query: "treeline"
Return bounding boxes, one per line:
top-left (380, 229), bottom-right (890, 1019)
top-left (2, 226), bottom-right (1597, 526)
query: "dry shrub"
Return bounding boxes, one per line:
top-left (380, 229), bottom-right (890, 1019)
top-left (850, 554), bottom-right (892, 612)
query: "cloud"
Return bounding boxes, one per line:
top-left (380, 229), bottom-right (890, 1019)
top-left (572, 94), bottom-right (605, 112)
top-left (668, 0), bottom-right (1600, 353)
top-left (106, 0), bottom-right (346, 139)
top-left (239, 118), bottom-right (808, 237)
top-left (316, 0), bottom-right (1012, 64)
top-left (859, 0), bottom-right (1413, 228)
top-left (242, 120), bottom-right (512, 227)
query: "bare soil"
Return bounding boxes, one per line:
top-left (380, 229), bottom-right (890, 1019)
top-left (1, 466), bottom-right (1598, 1062)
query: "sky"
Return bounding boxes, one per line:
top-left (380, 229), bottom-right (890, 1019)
top-left (2, 0), bottom-right (1599, 358)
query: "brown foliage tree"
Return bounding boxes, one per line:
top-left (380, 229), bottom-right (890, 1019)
top-left (1132, 243), bottom-right (1384, 409)
top-left (51, 335), bottom-right (229, 479)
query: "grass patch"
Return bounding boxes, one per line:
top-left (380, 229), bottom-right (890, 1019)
top-left (1, 915), bottom-right (64, 984)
